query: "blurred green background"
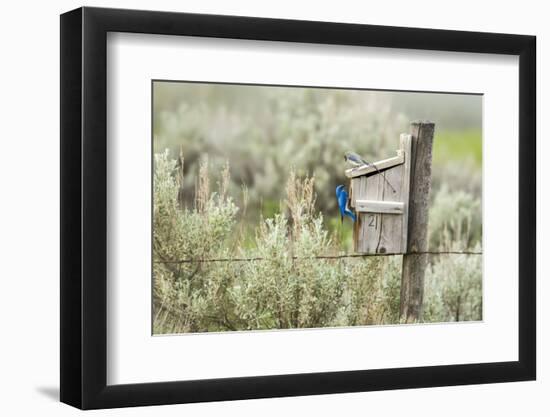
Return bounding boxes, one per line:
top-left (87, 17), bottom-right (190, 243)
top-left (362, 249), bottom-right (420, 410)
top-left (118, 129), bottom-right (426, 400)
top-left (152, 81), bottom-right (482, 253)
top-left (152, 82), bottom-right (483, 332)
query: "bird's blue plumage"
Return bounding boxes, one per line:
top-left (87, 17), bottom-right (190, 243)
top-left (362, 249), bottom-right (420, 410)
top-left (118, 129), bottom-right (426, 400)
top-left (336, 185), bottom-right (356, 223)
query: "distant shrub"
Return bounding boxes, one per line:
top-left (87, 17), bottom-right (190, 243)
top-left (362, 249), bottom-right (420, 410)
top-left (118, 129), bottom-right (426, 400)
top-left (428, 185), bottom-right (482, 250)
top-left (154, 88), bottom-right (409, 217)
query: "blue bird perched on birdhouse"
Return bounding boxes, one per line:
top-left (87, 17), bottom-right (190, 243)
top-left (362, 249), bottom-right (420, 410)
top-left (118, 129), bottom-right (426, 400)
top-left (336, 185), bottom-right (356, 223)
top-left (343, 151), bottom-right (370, 168)
top-left (344, 151), bottom-right (396, 193)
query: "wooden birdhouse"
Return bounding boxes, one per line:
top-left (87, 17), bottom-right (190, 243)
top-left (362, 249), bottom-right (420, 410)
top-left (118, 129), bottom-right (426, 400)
top-left (346, 134), bottom-right (413, 254)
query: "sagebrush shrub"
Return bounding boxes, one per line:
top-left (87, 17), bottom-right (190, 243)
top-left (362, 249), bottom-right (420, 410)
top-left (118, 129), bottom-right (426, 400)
top-left (153, 151), bottom-right (482, 333)
top-left (428, 185), bottom-right (482, 250)
top-left (423, 230), bottom-right (482, 323)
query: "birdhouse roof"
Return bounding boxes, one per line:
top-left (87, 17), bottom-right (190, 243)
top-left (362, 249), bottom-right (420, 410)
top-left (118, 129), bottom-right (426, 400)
top-left (345, 150), bottom-right (405, 178)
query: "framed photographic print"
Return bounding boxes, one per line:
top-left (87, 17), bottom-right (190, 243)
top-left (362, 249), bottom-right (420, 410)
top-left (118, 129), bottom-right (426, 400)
top-left (60, 6), bottom-right (536, 409)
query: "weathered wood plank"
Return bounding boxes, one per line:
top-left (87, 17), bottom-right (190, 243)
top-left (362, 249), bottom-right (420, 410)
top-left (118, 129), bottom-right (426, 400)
top-left (352, 135), bottom-right (412, 255)
top-left (354, 163), bottom-right (405, 254)
top-left (345, 151), bottom-right (404, 178)
top-left (400, 121), bottom-right (435, 323)
top-left (355, 200), bottom-right (404, 214)
top-left (399, 134), bottom-right (413, 251)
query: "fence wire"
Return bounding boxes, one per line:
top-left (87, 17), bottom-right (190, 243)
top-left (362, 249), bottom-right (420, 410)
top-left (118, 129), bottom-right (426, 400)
top-left (154, 250), bottom-right (483, 264)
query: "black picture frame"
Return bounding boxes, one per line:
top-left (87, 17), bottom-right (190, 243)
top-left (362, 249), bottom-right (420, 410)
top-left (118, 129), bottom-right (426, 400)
top-left (60, 6), bottom-right (536, 410)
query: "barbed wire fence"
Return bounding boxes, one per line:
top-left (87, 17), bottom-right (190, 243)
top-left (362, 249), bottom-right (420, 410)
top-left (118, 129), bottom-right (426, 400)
top-left (153, 250), bottom-right (483, 264)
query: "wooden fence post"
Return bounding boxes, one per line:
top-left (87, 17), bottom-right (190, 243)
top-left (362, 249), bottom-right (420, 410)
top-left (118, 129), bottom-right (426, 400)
top-left (400, 121), bottom-right (435, 322)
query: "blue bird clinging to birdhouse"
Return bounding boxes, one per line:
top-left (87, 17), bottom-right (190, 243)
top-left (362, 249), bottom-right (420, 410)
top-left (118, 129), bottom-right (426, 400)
top-left (336, 185), bottom-right (356, 223)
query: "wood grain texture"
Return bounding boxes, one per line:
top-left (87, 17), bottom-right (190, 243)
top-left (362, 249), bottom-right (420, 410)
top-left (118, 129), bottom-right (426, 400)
top-left (400, 122), bottom-right (435, 322)
top-left (345, 151), bottom-right (404, 178)
top-left (355, 200), bottom-right (404, 214)
top-left (351, 135), bottom-right (412, 255)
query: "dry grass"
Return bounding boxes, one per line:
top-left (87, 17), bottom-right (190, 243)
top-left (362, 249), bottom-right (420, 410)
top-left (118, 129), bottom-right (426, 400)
top-left (219, 161), bottom-right (230, 202)
top-left (176, 145), bottom-right (185, 209)
top-left (195, 155), bottom-right (210, 214)
top-left (285, 170), bottom-right (316, 239)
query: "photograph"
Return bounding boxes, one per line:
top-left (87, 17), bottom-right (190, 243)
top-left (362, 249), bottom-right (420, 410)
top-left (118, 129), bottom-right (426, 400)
top-left (152, 81), bottom-right (483, 335)
top-left (51, 4), bottom-right (537, 412)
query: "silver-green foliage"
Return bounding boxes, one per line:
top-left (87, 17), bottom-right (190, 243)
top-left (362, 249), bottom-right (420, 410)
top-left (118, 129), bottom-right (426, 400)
top-left (231, 214), bottom-right (346, 329)
top-left (153, 151), bottom-right (242, 333)
top-left (428, 185), bottom-right (482, 250)
top-left (154, 88), bottom-right (408, 214)
top-left (423, 250), bottom-right (482, 323)
top-left (424, 192), bottom-right (483, 322)
top-left (153, 151), bottom-right (482, 334)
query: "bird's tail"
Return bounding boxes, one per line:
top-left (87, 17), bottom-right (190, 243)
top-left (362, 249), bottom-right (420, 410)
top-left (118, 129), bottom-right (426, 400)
top-left (345, 210), bottom-right (356, 223)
